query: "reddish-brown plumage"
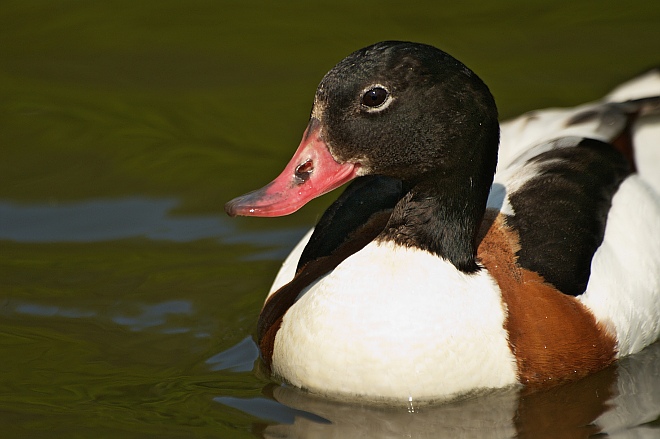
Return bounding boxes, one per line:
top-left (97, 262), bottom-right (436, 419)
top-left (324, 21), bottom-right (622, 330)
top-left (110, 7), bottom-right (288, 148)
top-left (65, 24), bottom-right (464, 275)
top-left (477, 210), bottom-right (617, 387)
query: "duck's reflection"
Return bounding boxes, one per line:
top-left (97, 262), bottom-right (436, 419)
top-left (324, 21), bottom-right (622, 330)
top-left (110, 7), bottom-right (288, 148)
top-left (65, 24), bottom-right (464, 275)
top-left (217, 341), bottom-right (660, 438)
top-left (262, 383), bottom-right (519, 438)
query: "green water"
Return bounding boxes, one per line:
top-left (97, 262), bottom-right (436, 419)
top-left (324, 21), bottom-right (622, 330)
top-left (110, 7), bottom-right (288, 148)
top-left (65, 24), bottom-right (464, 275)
top-left (1, 1), bottom-right (659, 437)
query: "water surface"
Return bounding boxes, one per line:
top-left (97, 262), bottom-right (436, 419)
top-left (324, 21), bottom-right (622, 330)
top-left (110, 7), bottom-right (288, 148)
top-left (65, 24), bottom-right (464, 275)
top-left (1, 1), bottom-right (659, 437)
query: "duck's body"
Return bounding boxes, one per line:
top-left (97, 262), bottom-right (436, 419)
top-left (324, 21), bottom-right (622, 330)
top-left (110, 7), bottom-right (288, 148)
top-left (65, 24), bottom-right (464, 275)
top-left (226, 42), bottom-right (660, 403)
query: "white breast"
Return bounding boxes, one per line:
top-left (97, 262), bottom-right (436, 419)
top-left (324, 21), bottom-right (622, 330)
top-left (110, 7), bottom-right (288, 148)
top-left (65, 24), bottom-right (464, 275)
top-left (271, 240), bottom-right (519, 402)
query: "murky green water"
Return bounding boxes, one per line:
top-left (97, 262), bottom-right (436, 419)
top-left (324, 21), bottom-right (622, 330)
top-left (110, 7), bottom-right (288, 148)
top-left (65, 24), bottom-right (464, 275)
top-left (2, 1), bottom-right (659, 437)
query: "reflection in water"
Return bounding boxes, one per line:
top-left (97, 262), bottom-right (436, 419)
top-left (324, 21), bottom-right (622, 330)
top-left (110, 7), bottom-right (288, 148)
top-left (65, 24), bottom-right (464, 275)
top-left (593, 345), bottom-right (660, 436)
top-left (0, 197), bottom-right (307, 259)
top-left (3, 298), bottom-right (202, 335)
top-left (214, 342), bottom-right (660, 438)
top-left (0, 198), bottom-right (227, 242)
top-left (10, 302), bottom-right (97, 319)
top-left (112, 300), bottom-right (194, 332)
top-left (214, 396), bottom-right (330, 425)
top-left (207, 336), bottom-right (259, 372)
top-left (267, 386), bottom-right (519, 439)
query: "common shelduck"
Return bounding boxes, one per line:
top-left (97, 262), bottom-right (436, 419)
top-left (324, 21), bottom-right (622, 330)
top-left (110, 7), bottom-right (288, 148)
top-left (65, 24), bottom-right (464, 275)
top-left (226, 41), bottom-right (660, 403)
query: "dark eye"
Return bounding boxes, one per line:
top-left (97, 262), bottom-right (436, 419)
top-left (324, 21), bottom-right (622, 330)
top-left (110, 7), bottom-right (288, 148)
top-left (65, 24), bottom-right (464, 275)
top-left (361, 87), bottom-right (389, 108)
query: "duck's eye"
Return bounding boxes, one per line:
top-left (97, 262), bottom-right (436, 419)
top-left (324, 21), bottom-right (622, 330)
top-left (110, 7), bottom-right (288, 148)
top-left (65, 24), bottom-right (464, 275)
top-left (361, 87), bottom-right (389, 108)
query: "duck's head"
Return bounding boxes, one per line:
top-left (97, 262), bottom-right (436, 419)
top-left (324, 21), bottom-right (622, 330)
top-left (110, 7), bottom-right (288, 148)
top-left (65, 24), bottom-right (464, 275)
top-left (226, 41), bottom-right (499, 217)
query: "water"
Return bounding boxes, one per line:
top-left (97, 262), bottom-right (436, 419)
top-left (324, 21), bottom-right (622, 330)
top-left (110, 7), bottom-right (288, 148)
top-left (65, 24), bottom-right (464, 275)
top-left (1, 1), bottom-right (659, 437)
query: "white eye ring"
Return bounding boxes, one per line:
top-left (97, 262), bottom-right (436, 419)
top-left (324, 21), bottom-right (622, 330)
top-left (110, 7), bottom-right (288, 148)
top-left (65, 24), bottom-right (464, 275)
top-left (360, 84), bottom-right (393, 113)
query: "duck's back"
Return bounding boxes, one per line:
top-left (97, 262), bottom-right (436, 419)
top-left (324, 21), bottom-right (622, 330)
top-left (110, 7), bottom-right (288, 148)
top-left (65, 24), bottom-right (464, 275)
top-left (493, 136), bottom-right (631, 296)
top-left (490, 68), bottom-right (660, 357)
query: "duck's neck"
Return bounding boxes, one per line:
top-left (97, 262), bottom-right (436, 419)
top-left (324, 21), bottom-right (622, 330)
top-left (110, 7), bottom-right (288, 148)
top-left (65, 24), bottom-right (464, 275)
top-left (378, 168), bottom-right (492, 273)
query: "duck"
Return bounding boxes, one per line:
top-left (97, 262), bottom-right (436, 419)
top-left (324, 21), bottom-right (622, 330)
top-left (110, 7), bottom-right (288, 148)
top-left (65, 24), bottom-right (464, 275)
top-left (225, 41), bottom-right (660, 403)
